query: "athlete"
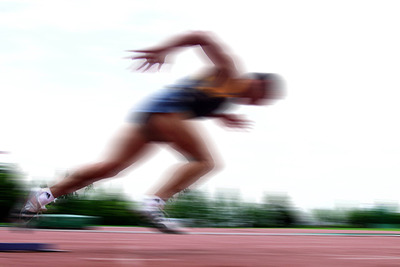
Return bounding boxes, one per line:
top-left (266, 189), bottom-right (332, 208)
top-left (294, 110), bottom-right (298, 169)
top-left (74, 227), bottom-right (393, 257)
top-left (19, 31), bottom-right (283, 233)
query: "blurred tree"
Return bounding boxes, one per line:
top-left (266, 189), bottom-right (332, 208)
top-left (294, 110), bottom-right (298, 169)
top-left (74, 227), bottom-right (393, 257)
top-left (167, 190), bottom-right (299, 228)
top-left (347, 205), bottom-right (400, 228)
top-left (47, 187), bottom-right (142, 226)
top-left (312, 209), bottom-right (349, 226)
top-left (166, 190), bottom-right (214, 226)
top-left (262, 193), bottom-right (298, 227)
top-left (239, 202), bottom-right (273, 227)
top-left (0, 163), bottom-right (25, 222)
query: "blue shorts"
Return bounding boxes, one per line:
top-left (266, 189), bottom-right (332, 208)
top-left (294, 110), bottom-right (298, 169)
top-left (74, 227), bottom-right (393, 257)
top-left (128, 86), bottom-right (227, 124)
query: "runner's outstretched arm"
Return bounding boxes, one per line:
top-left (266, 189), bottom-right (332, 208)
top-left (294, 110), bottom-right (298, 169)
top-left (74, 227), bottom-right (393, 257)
top-left (127, 31), bottom-right (239, 76)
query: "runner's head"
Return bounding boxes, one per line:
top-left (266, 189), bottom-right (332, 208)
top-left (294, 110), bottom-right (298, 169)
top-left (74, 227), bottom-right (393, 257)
top-left (237, 73), bottom-right (285, 105)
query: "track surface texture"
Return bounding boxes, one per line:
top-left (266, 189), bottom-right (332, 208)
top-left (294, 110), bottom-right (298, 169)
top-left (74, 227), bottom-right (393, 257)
top-left (1, 227), bottom-right (400, 266)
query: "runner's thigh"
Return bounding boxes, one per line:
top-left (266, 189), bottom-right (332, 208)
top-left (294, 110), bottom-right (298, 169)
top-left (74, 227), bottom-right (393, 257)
top-left (147, 114), bottom-right (213, 161)
top-left (105, 123), bottom-right (150, 167)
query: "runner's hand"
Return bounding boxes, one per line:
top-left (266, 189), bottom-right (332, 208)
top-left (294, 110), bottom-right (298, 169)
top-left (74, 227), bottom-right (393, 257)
top-left (126, 49), bottom-right (167, 72)
top-left (218, 114), bottom-right (253, 130)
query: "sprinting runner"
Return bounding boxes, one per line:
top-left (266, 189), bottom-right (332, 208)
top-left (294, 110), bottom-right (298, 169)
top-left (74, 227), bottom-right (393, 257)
top-left (19, 31), bottom-right (283, 233)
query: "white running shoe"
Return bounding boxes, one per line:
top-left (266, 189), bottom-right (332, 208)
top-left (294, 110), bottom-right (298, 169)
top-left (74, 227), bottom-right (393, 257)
top-left (19, 189), bottom-right (49, 224)
top-left (139, 196), bottom-right (185, 234)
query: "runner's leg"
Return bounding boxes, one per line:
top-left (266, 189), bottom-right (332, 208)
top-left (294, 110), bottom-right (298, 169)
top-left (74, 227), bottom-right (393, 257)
top-left (146, 113), bottom-right (217, 200)
top-left (50, 124), bottom-right (151, 198)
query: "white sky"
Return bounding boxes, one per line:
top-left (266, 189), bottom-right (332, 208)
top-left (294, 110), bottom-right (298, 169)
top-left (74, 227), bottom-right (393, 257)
top-left (1, 0), bottom-right (400, 210)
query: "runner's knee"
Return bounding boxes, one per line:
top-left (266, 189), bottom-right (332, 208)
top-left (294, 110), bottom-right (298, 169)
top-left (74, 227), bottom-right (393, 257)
top-left (197, 156), bottom-right (216, 174)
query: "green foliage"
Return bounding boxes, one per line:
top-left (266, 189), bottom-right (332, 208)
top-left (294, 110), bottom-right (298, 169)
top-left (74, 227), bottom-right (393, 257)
top-left (4, 164), bottom-right (399, 229)
top-left (166, 190), bottom-right (214, 225)
top-left (166, 190), bottom-right (298, 227)
top-left (312, 209), bottom-right (349, 225)
top-left (0, 164), bottom-right (25, 222)
top-left (311, 205), bottom-right (400, 228)
top-left (347, 206), bottom-right (400, 227)
top-left (2, 156), bottom-right (400, 229)
top-left (47, 191), bottom-right (142, 226)
top-left (41, 188), bottom-right (299, 227)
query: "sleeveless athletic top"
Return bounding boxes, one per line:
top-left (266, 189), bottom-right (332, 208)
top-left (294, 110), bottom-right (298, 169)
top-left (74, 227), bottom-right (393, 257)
top-left (129, 74), bottom-right (244, 123)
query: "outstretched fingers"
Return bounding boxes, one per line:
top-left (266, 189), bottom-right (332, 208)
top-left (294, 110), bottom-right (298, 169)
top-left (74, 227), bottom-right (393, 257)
top-left (125, 50), bottom-right (166, 72)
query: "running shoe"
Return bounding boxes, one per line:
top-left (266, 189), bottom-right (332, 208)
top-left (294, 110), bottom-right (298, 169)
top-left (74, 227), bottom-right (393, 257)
top-left (138, 196), bottom-right (185, 234)
top-left (18, 189), bottom-right (48, 224)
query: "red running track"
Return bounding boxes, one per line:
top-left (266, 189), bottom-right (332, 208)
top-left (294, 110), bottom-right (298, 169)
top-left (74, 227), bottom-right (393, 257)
top-left (1, 227), bottom-right (400, 266)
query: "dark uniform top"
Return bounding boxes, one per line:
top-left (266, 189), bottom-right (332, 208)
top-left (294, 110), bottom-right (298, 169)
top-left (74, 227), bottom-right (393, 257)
top-left (129, 75), bottom-right (246, 123)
